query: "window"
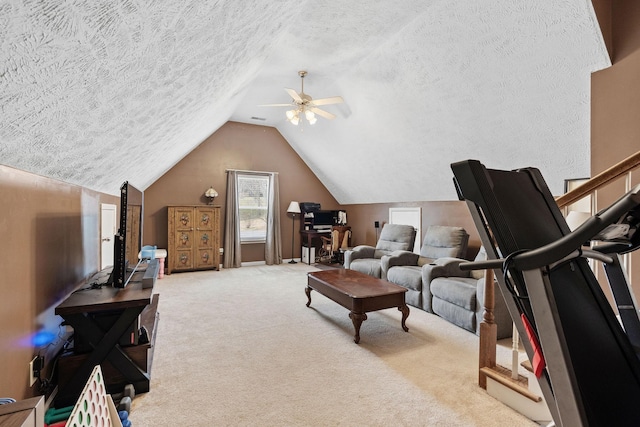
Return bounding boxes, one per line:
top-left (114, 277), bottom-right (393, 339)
top-left (237, 173), bottom-right (270, 243)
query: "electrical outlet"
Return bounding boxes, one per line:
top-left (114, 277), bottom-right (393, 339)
top-left (29, 356), bottom-right (42, 386)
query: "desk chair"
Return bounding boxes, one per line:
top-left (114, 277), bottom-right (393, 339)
top-left (318, 228), bottom-right (352, 263)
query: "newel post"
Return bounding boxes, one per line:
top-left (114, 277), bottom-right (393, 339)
top-left (478, 268), bottom-right (497, 389)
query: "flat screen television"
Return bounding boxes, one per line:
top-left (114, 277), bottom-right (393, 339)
top-left (108, 181), bottom-right (144, 288)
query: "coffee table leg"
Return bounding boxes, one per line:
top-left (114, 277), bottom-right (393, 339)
top-left (349, 312), bottom-right (367, 344)
top-left (398, 304), bottom-right (410, 332)
top-left (305, 286), bottom-right (312, 307)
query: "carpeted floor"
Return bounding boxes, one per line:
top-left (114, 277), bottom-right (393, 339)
top-left (130, 263), bottom-right (537, 426)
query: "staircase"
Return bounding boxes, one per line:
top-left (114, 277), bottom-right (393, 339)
top-left (483, 360), bottom-right (552, 425)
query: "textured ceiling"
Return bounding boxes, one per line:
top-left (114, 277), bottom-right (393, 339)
top-left (1, 0), bottom-right (610, 202)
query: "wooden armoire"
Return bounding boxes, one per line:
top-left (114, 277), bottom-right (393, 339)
top-left (167, 205), bottom-right (220, 274)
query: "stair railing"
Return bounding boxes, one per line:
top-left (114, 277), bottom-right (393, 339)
top-left (557, 149), bottom-right (640, 284)
top-left (555, 150), bottom-right (640, 209)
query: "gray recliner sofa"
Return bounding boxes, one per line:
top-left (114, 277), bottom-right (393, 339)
top-left (344, 223), bottom-right (417, 279)
top-left (384, 225), bottom-right (469, 309)
top-left (423, 253), bottom-right (512, 339)
top-left (385, 230), bottom-right (512, 339)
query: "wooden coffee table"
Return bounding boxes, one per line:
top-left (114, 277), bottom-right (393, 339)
top-left (306, 269), bottom-right (410, 343)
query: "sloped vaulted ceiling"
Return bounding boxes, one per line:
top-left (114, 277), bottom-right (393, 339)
top-left (1, 1), bottom-right (610, 202)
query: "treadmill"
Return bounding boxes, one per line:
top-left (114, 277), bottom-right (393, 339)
top-left (450, 159), bottom-right (640, 427)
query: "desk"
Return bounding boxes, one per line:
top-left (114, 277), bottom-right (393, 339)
top-left (55, 262), bottom-right (159, 408)
top-left (300, 230), bottom-right (330, 264)
top-left (300, 227), bottom-right (352, 265)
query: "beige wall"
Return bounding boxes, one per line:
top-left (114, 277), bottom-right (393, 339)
top-left (143, 121), bottom-right (341, 263)
top-left (144, 122), bottom-right (481, 264)
top-left (344, 201), bottom-right (481, 259)
top-left (592, 1), bottom-right (640, 177)
top-left (592, 0), bottom-right (640, 295)
top-left (0, 165), bottom-right (119, 400)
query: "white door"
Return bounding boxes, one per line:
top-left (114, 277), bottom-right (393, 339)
top-left (389, 207), bottom-right (422, 254)
top-left (101, 203), bottom-right (117, 269)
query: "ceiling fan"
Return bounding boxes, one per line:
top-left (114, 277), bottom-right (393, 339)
top-left (260, 71), bottom-right (344, 125)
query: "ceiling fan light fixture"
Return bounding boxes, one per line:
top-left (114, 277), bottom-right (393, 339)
top-left (304, 110), bottom-right (315, 121)
top-left (262, 71), bottom-right (344, 126)
top-left (289, 111), bottom-right (300, 125)
top-left (304, 110), bottom-right (318, 125)
top-left (286, 109), bottom-right (296, 120)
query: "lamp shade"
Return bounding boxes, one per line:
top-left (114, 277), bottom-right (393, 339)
top-left (205, 187), bottom-right (218, 198)
top-left (287, 201), bottom-right (301, 214)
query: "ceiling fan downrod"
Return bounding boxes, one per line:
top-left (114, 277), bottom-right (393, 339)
top-left (299, 70), bottom-right (307, 94)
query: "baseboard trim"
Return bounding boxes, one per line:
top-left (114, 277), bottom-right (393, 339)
top-left (241, 261), bottom-right (266, 267)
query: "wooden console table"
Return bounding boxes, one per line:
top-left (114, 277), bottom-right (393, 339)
top-left (54, 261), bottom-right (159, 408)
top-left (0, 396), bottom-right (44, 427)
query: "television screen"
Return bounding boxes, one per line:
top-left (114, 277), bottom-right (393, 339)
top-left (108, 181), bottom-right (143, 288)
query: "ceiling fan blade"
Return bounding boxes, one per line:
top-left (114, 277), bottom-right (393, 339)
top-left (258, 103), bottom-right (293, 107)
top-left (309, 107), bottom-right (336, 120)
top-left (285, 88), bottom-right (303, 103)
top-left (310, 96), bottom-right (344, 106)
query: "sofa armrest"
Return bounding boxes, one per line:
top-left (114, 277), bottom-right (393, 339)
top-left (381, 250), bottom-right (420, 273)
top-left (421, 257), bottom-right (471, 283)
top-left (344, 245), bottom-right (376, 268)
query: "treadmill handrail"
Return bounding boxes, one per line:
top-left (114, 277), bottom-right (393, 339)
top-left (458, 180), bottom-right (638, 273)
top-left (503, 184), bottom-right (639, 271)
top-left (460, 249), bottom-right (615, 272)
